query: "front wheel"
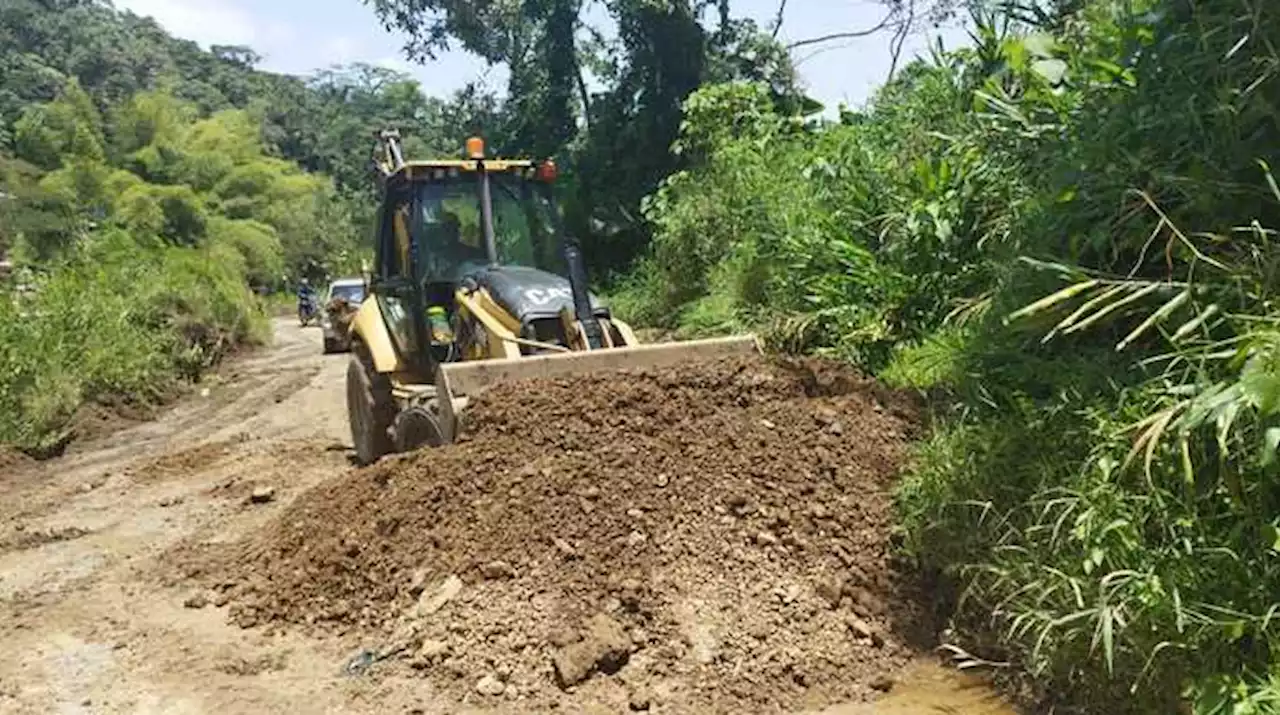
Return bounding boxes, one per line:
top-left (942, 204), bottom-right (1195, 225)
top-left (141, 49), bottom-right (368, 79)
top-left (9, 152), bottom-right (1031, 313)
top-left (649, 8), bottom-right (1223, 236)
top-left (346, 347), bottom-right (394, 466)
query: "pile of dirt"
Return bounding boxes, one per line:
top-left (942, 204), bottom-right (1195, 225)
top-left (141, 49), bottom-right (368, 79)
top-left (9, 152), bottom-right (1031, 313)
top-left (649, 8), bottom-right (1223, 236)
top-left (168, 356), bottom-right (926, 713)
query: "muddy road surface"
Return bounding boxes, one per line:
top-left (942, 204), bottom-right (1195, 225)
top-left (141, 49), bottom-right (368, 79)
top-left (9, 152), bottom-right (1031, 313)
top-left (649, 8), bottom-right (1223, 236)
top-left (0, 318), bottom-right (1017, 714)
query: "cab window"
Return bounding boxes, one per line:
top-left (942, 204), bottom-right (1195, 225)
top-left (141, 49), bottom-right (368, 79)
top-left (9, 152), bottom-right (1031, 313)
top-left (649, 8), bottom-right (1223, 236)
top-left (377, 188), bottom-right (413, 280)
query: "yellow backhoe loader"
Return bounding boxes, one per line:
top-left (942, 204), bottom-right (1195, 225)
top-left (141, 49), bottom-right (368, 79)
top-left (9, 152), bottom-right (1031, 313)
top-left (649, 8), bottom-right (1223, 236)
top-left (344, 130), bottom-right (760, 465)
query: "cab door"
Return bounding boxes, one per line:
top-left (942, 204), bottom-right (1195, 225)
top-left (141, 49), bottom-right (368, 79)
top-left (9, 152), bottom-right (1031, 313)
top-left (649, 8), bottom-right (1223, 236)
top-left (372, 184), bottom-right (427, 368)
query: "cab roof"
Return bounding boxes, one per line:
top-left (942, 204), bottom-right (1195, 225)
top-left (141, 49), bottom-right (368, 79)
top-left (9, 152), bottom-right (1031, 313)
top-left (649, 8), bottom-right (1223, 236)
top-left (388, 159), bottom-right (538, 183)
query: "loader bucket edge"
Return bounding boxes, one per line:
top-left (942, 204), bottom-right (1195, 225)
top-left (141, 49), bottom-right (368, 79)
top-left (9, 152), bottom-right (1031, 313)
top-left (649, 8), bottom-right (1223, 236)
top-left (437, 334), bottom-right (761, 403)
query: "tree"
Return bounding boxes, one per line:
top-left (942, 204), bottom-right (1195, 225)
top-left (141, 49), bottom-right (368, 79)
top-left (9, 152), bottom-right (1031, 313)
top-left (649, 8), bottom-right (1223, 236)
top-left (13, 78), bottom-right (106, 170)
top-left (363, 0), bottom-right (801, 271)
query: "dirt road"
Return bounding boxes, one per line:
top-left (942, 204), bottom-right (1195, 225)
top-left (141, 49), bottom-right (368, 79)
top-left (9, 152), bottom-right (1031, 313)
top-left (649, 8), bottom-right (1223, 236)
top-left (0, 318), bottom-right (1016, 714)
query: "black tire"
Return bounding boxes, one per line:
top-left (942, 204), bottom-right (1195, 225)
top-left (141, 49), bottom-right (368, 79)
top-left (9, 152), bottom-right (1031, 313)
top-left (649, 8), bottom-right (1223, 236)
top-left (346, 345), bottom-right (395, 465)
top-left (322, 338), bottom-right (335, 354)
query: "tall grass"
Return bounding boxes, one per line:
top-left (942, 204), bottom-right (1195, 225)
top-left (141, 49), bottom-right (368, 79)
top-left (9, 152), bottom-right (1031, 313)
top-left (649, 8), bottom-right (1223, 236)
top-left (0, 83), bottom-right (350, 454)
top-left (0, 231), bottom-right (265, 454)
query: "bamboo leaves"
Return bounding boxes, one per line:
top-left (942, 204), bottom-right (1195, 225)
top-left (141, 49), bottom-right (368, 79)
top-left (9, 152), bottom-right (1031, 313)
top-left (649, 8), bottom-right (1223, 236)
top-left (1116, 290), bottom-right (1191, 351)
top-left (1007, 276), bottom-right (1205, 349)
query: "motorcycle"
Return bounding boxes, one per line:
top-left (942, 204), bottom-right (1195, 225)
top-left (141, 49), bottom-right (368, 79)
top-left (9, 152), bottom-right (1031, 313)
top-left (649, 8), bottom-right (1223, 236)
top-left (298, 293), bottom-right (319, 326)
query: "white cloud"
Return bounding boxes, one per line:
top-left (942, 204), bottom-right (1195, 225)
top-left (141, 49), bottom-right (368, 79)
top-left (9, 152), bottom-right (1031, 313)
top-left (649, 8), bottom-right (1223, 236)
top-left (113, 0), bottom-right (259, 47)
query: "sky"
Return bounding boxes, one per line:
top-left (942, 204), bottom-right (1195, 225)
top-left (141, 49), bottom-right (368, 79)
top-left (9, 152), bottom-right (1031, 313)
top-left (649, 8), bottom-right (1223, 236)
top-left (111, 0), bottom-right (970, 111)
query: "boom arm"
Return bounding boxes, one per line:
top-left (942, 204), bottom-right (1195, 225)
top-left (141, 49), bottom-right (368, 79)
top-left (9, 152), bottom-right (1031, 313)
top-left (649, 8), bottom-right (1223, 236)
top-left (373, 129), bottom-right (406, 179)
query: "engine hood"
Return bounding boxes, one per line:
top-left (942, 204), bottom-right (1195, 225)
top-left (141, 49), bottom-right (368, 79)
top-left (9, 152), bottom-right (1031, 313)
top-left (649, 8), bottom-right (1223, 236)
top-left (467, 265), bottom-right (608, 324)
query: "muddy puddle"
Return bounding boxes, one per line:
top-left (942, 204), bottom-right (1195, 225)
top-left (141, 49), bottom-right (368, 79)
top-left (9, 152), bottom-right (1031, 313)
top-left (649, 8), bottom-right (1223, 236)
top-left (817, 661), bottom-right (1018, 714)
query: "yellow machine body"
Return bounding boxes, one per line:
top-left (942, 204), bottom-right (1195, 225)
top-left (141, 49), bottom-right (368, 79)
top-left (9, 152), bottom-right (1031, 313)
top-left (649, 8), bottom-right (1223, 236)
top-left (343, 131), bottom-right (760, 464)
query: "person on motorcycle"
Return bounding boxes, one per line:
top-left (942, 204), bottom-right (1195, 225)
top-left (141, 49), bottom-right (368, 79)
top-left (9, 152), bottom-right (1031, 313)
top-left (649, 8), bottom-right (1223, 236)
top-left (297, 278), bottom-right (317, 324)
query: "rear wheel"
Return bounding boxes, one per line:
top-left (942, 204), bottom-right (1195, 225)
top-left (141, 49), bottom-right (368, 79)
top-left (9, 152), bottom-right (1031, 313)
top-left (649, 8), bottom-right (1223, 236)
top-left (346, 345), bottom-right (395, 465)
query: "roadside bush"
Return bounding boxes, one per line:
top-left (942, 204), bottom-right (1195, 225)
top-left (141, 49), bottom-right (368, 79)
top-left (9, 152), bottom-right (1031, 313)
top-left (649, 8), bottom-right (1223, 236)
top-left (0, 19), bottom-right (365, 457)
top-left (0, 232), bottom-right (264, 453)
top-left (207, 217), bottom-right (284, 289)
top-left (115, 183), bottom-right (208, 245)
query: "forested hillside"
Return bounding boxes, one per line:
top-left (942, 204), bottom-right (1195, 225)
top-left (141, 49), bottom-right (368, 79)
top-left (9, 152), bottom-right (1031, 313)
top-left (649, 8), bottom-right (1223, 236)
top-left (0, 0), bottom-right (498, 453)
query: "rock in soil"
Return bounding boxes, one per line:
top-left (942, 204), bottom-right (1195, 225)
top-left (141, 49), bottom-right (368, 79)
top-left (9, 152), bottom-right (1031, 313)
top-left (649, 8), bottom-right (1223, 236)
top-left (480, 560), bottom-right (516, 580)
top-left (165, 355), bottom-right (925, 713)
top-left (629, 690), bottom-right (653, 711)
top-left (475, 673), bottom-right (506, 696)
top-left (845, 614), bottom-right (885, 648)
top-left (414, 575), bottom-right (462, 617)
top-left (248, 485), bottom-right (276, 504)
top-left (552, 613), bottom-right (632, 688)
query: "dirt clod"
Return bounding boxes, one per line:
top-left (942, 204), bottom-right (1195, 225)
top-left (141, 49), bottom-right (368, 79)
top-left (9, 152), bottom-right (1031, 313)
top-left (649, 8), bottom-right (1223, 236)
top-left (629, 690), bottom-right (652, 711)
top-left (553, 537), bottom-right (578, 559)
top-left (552, 613), bottom-right (632, 688)
top-left (407, 568), bottom-right (430, 596)
top-left (412, 639), bottom-right (450, 668)
top-left (870, 675), bottom-right (895, 692)
top-left (1, 525), bottom-right (91, 553)
top-left (0, 446), bottom-right (34, 473)
top-left (480, 560), bottom-right (516, 580)
top-left (845, 615), bottom-right (885, 648)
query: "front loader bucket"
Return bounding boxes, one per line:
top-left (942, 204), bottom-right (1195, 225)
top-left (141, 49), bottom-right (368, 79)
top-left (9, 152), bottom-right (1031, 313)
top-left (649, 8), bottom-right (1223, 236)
top-left (433, 334), bottom-right (761, 442)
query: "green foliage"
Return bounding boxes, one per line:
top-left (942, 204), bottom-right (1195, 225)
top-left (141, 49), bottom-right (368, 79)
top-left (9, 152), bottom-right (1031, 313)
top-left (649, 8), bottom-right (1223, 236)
top-left (365, 0), bottom-right (805, 274)
top-left (0, 0), bottom-right (456, 282)
top-left (116, 183), bottom-right (208, 245)
top-left (13, 78), bottom-right (106, 169)
top-left (626, 0), bottom-right (1280, 710)
top-left (110, 89), bottom-right (197, 157)
top-left (0, 1), bottom-right (375, 453)
top-left (632, 77), bottom-right (991, 367)
top-left (0, 233), bottom-right (264, 453)
top-left (207, 217), bottom-right (284, 289)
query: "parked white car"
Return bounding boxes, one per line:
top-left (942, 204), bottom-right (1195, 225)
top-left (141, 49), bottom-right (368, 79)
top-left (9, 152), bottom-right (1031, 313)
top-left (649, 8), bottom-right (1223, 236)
top-left (321, 277), bottom-right (366, 354)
